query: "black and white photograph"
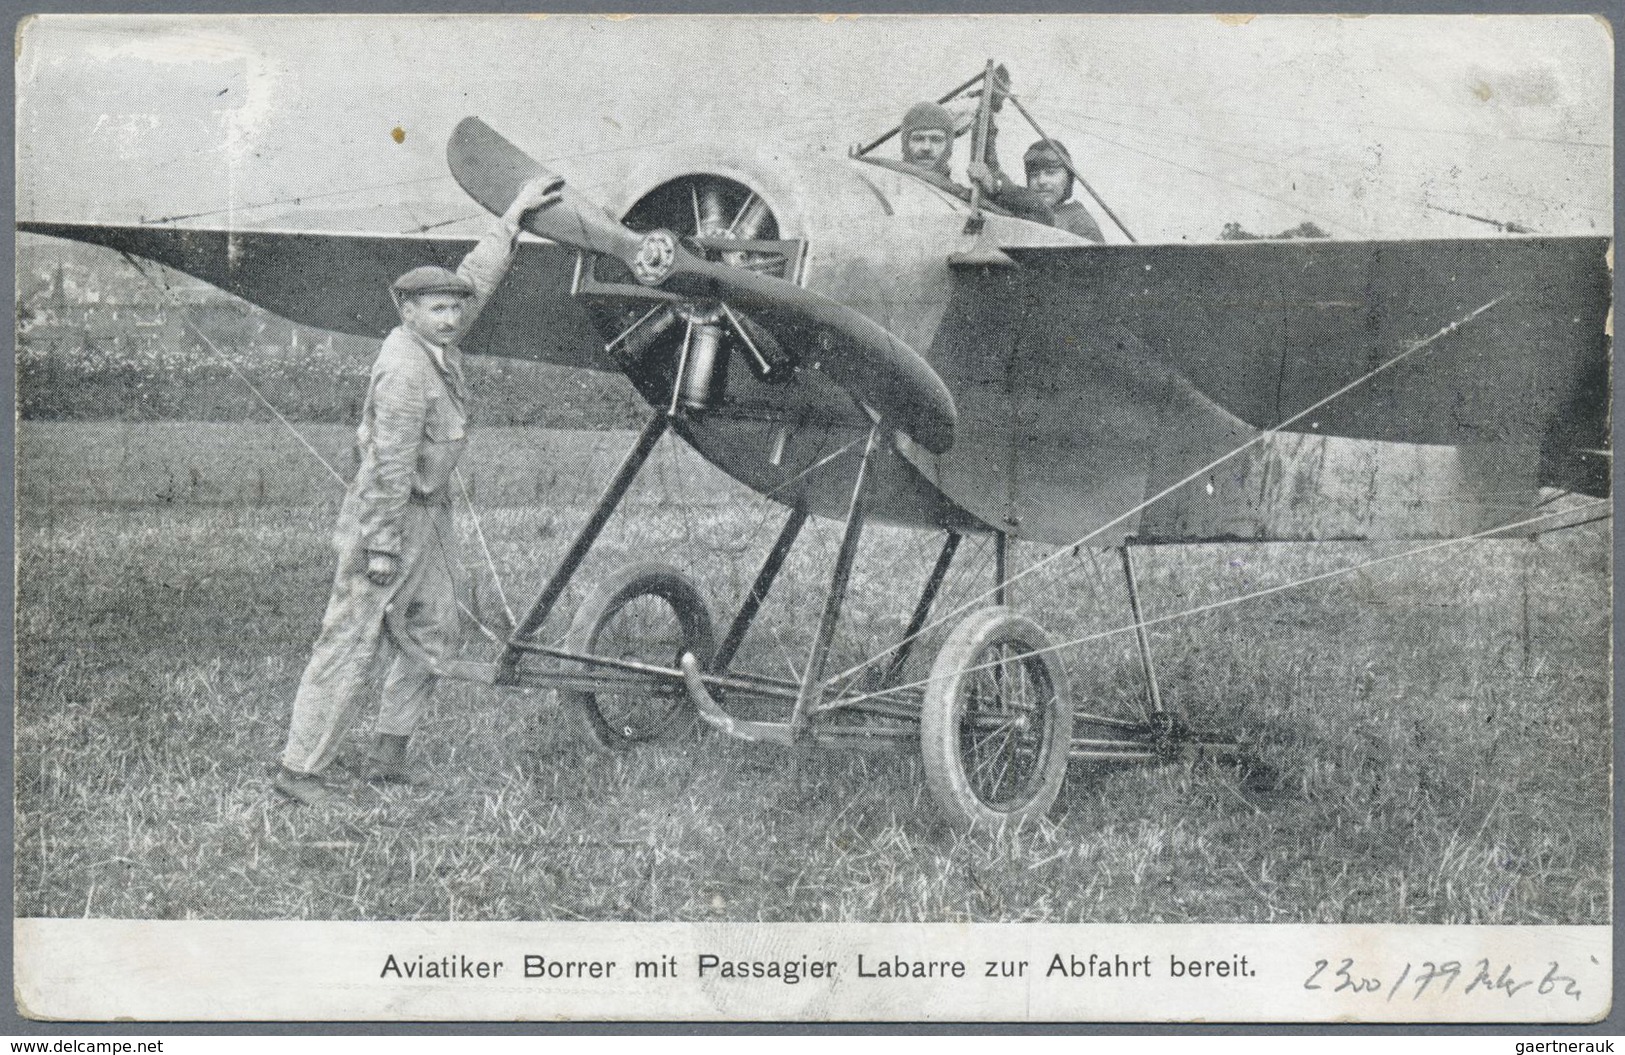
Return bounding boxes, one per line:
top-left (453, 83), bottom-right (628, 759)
top-left (12, 12), bottom-right (1613, 1023)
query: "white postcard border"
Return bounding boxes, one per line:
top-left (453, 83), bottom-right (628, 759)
top-left (14, 919), bottom-right (1611, 1023)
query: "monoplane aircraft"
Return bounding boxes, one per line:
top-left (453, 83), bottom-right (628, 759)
top-left (21, 63), bottom-right (1610, 828)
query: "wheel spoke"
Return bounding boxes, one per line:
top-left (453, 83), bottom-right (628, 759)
top-left (957, 637), bottom-right (1057, 806)
top-left (576, 586), bottom-right (707, 744)
top-left (923, 609), bottom-right (1071, 827)
top-left (968, 722), bottom-right (1017, 779)
top-left (989, 738), bottom-right (1015, 798)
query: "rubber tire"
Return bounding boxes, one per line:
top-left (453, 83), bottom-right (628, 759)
top-left (560, 562), bottom-right (716, 752)
top-left (920, 606), bottom-right (1073, 829)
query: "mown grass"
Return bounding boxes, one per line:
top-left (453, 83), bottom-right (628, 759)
top-left (15, 421), bottom-right (1612, 923)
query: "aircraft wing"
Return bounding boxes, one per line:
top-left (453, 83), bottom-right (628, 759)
top-left (919, 234), bottom-right (1609, 547)
top-left (1003, 235), bottom-right (1610, 467)
top-left (17, 221), bottom-right (611, 369)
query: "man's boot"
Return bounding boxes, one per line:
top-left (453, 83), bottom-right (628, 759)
top-left (366, 733), bottom-right (431, 786)
top-left (273, 764), bottom-right (344, 807)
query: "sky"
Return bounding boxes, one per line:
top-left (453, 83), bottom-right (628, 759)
top-left (15, 13), bottom-right (1613, 243)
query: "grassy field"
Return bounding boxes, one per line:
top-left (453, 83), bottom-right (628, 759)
top-left (15, 420), bottom-right (1612, 923)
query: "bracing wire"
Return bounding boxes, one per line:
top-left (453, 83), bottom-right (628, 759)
top-left (837, 497), bottom-right (1612, 710)
top-left (761, 433), bottom-right (864, 503)
top-left (119, 251), bottom-right (521, 643)
top-left (98, 80), bottom-right (1594, 689)
top-left (1044, 105), bottom-right (1587, 228)
top-left (131, 99), bottom-right (913, 234)
top-left (104, 79), bottom-right (1602, 248)
top-left (1038, 104), bottom-right (1352, 173)
top-left (828, 292), bottom-right (1510, 688)
top-left (1047, 90), bottom-right (1610, 152)
top-left (704, 427), bottom-right (898, 682)
top-left (405, 212), bottom-right (487, 235)
top-left (427, 510), bottom-right (505, 646)
top-left (455, 466), bottom-right (517, 630)
top-left (827, 531), bottom-right (994, 695)
top-left (1046, 117), bottom-right (1375, 239)
top-left (118, 253), bottom-right (346, 486)
top-left (145, 173), bottom-right (454, 226)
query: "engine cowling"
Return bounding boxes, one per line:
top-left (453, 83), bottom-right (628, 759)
top-left (561, 144), bottom-right (977, 454)
top-left (451, 118), bottom-right (963, 452)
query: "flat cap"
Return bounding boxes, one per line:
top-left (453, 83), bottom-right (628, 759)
top-left (391, 265), bottom-right (474, 298)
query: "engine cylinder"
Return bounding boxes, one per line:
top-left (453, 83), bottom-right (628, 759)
top-left (676, 321), bottom-right (730, 412)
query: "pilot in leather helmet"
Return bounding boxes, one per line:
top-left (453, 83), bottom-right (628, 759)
top-left (1023, 138), bottom-right (1105, 243)
top-left (895, 97), bottom-right (1053, 227)
top-left (899, 101), bottom-right (957, 176)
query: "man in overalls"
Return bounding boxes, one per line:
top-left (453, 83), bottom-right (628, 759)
top-left (274, 176), bottom-right (562, 806)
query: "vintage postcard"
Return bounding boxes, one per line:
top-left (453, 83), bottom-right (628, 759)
top-left (12, 12), bottom-right (1612, 1023)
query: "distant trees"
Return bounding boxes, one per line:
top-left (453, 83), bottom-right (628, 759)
top-left (18, 241), bottom-right (648, 428)
top-left (1219, 220), bottom-right (1330, 241)
top-left (18, 323), bottom-right (647, 428)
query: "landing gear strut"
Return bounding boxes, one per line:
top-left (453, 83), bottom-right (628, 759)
top-left (1066, 542), bottom-right (1244, 768)
top-left (496, 411), bottom-right (671, 685)
top-left (460, 401), bottom-right (1244, 828)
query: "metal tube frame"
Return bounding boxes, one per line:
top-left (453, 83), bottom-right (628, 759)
top-left (459, 401), bottom-right (1239, 768)
top-left (789, 424), bottom-right (883, 735)
top-left (1003, 89), bottom-right (1138, 244)
top-left (496, 410), bottom-right (671, 681)
top-left (879, 531), bottom-right (961, 688)
top-left (713, 506), bottom-right (809, 672)
top-left (965, 59), bottom-right (999, 231)
top-left (1119, 542), bottom-right (1167, 721)
top-left (994, 530), bottom-right (1010, 607)
top-left (509, 639), bottom-right (798, 702)
top-left (851, 69), bottom-right (988, 158)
